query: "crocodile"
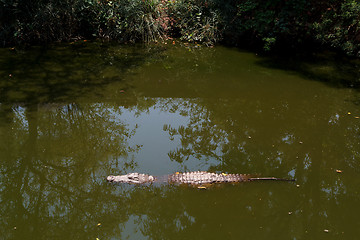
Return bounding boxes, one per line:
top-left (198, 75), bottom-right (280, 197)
top-left (107, 171), bottom-right (294, 185)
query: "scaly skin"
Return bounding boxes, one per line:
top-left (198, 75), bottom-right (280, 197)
top-left (107, 171), bottom-right (294, 185)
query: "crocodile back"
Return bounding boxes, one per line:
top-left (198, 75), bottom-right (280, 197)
top-left (168, 171), bottom-right (250, 185)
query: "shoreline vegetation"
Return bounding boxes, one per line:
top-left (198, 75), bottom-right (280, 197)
top-left (1, 0), bottom-right (360, 57)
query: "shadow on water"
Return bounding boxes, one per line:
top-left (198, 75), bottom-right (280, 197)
top-left (0, 41), bottom-right (166, 104)
top-left (255, 51), bottom-right (360, 89)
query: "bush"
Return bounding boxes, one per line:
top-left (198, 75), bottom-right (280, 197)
top-left (313, 0), bottom-right (360, 57)
top-left (0, 0), bottom-right (167, 45)
top-left (1, 0), bottom-right (360, 57)
top-left (81, 0), bottom-right (167, 42)
top-left (0, 0), bottom-right (81, 45)
top-left (168, 0), bottom-right (222, 45)
top-left (228, 0), bottom-right (310, 50)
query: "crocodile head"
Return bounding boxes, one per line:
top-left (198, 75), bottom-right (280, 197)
top-left (107, 173), bottom-right (155, 184)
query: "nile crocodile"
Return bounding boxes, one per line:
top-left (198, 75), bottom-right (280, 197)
top-left (107, 171), bottom-right (294, 185)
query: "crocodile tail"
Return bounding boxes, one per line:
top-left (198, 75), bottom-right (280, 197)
top-left (248, 177), bottom-right (295, 181)
top-left (237, 174), bottom-right (252, 182)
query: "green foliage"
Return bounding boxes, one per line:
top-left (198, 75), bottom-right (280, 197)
top-left (263, 37), bottom-right (276, 52)
top-left (313, 0), bottom-right (360, 57)
top-left (1, 0), bottom-right (360, 57)
top-left (86, 0), bottom-right (166, 42)
top-left (168, 0), bottom-right (222, 45)
top-left (1, 0), bottom-right (81, 44)
top-left (231, 0), bottom-right (310, 50)
top-left (222, 0), bottom-right (360, 56)
top-left (0, 0), bottom-right (167, 45)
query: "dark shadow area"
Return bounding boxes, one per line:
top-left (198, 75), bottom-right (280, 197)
top-left (0, 41), bottom-right (166, 104)
top-left (255, 51), bottom-right (360, 89)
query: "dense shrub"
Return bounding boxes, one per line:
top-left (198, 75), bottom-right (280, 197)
top-left (313, 0), bottom-right (360, 57)
top-left (0, 0), bottom-right (80, 44)
top-left (168, 0), bottom-right (222, 45)
top-left (0, 0), bottom-right (167, 45)
top-left (1, 0), bottom-right (360, 57)
top-left (230, 0), bottom-right (310, 50)
top-left (79, 0), bottom-right (167, 42)
top-left (219, 0), bottom-right (360, 56)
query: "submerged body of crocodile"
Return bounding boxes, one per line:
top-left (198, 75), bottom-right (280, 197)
top-left (107, 171), bottom-right (294, 185)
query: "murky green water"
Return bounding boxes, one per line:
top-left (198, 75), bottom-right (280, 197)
top-left (1, 42), bottom-right (360, 240)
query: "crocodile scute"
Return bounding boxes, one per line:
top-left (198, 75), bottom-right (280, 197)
top-left (107, 171), bottom-right (294, 185)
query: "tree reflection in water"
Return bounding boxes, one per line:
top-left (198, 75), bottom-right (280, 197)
top-left (0, 102), bottom-right (140, 239)
top-left (0, 43), bottom-right (359, 239)
top-left (0, 95), bottom-right (359, 239)
top-left (158, 97), bottom-right (360, 239)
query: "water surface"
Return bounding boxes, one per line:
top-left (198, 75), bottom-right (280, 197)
top-left (0, 42), bottom-right (359, 239)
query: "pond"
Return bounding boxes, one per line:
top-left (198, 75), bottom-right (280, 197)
top-left (0, 41), bottom-right (359, 239)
